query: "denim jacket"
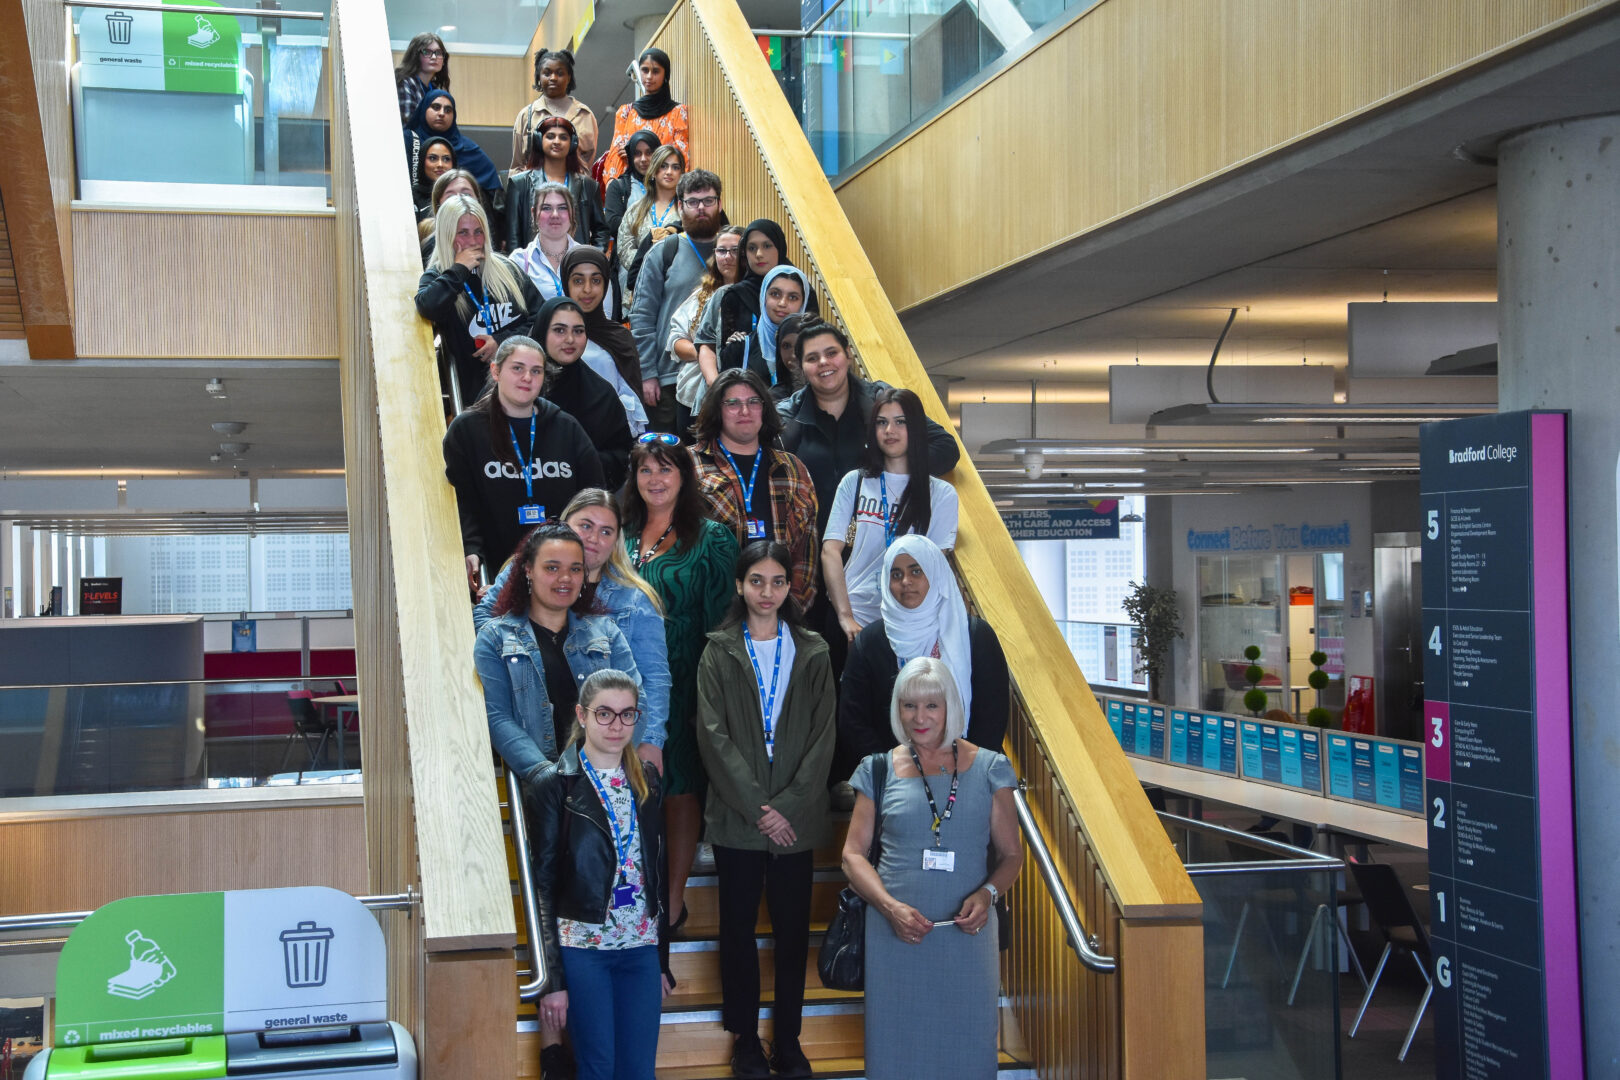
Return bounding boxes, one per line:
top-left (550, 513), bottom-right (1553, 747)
top-left (473, 610), bottom-right (643, 781)
top-left (476, 567), bottom-right (670, 748)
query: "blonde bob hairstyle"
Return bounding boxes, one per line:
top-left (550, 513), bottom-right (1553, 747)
top-left (430, 196), bottom-right (530, 316)
top-left (889, 657), bottom-right (967, 748)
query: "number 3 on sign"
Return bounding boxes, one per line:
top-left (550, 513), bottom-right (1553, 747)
top-left (1430, 714), bottom-right (1445, 749)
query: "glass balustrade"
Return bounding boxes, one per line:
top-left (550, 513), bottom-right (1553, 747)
top-left (1161, 812), bottom-right (1344, 1080)
top-left (68, 0), bottom-right (332, 207)
top-left (765, 0), bottom-right (1103, 177)
top-left (0, 676), bottom-right (360, 798)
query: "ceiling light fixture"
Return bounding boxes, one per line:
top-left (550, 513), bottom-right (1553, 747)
top-left (211, 421), bottom-right (246, 435)
top-left (218, 442), bottom-right (250, 455)
top-left (1148, 403), bottom-right (1495, 426)
top-left (205, 379), bottom-right (227, 398)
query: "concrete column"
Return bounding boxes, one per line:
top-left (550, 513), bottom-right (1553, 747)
top-left (1496, 113), bottom-right (1620, 1074)
top-left (628, 15), bottom-right (664, 58)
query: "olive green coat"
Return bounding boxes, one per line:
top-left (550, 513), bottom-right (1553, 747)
top-left (694, 622), bottom-right (836, 853)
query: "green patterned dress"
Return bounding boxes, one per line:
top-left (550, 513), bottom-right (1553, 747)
top-left (628, 517), bottom-right (739, 795)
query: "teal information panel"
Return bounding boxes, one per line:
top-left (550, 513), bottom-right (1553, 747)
top-left (1322, 732), bottom-right (1423, 815)
top-left (1236, 720), bottom-right (1324, 793)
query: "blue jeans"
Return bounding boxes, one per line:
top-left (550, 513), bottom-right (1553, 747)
top-left (560, 944), bottom-right (663, 1080)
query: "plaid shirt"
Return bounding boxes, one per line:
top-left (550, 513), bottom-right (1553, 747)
top-left (398, 74), bottom-right (428, 125)
top-left (691, 440), bottom-right (820, 610)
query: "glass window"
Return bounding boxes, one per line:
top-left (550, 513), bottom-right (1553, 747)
top-left (1196, 553), bottom-right (1286, 714)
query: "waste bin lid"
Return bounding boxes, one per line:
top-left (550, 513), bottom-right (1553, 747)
top-left (278, 922), bottom-right (334, 943)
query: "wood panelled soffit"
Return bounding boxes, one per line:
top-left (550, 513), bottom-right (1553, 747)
top-left (835, 0), bottom-right (1620, 314)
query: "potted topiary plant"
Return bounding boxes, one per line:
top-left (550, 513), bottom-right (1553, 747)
top-left (1122, 582), bottom-right (1184, 702)
top-left (1242, 644), bottom-right (1268, 717)
top-left (1305, 650), bottom-right (1334, 727)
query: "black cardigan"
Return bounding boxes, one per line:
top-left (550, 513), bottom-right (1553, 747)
top-left (544, 359), bottom-right (633, 491)
top-left (779, 374), bottom-right (961, 534)
top-left (836, 615), bottom-right (1009, 769)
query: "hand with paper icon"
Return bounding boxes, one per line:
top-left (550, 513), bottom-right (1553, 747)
top-left (187, 15), bottom-right (220, 48)
top-left (106, 929), bottom-right (177, 1000)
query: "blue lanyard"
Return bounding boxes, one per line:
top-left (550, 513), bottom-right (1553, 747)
top-left (531, 251), bottom-right (563, 297)
top-left (743, 622), bottom-right (784, 760)
top-left (461, 279), bottom-right (495, 333)
top-left (651, 200), bottom-right (676, 227)
top-left (878, 474), bottom-right (896, 547)
top-left (509, 414), bottom-right (537, 501)
top-left (682, 233), bottom-right (706, 267)
top-left (579, 755), bottom-right (638, 882)
top-left (718, 444), bottom-right (763, 515)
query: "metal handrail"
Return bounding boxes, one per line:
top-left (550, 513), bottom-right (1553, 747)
top-left (1011, 782), bottom-right (1117, 974)
top-left (751, 0), bottom-right (850, 38)
top-left (505, 767), bottom-right (547, 1000)
top-left (63, 0), bottom-right (328, 19)
top-left (1157, 810), bottom-right (1345, 863)
top-left (0, 890), bottom-right (415, 936)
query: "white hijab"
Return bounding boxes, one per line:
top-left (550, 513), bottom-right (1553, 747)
top-left (880, 534), bottom-right (973, 717)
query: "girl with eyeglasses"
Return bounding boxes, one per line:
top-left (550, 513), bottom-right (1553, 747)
top-left (620, 435), bottom-right (739, 924)
top-left (670, 225), bottom-right (745, 420)
top-left (527, 668), bottom-right (675, 1080)
top-left (395, 32), bottom-right (449, 124)
top-left (694, 540), bottom-right (835, 1079)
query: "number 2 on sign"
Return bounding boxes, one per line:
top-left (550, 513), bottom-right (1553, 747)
top-left (1432, 796), bottom-right (1447, 830)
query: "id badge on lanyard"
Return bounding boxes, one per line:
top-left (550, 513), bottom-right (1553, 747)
top-left (746, 518), bottom-right (767, 539)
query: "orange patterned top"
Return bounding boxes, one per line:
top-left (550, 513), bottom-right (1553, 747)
top-left (599, 103), bottom-right (692, 184)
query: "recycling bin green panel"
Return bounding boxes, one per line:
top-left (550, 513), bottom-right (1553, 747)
top-left (33, 1037), bottom-right (226, 1079)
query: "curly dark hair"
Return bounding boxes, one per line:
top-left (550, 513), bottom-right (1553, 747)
top-left (490, 523), bottom-right (586, 617)
top-left (532, 47), bottom-right (576, 94)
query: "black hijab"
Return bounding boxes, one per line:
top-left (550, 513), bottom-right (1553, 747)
top-left (561, 246), bottom-right (642, 389)
top-left (716, 219), bottom-right (819, 345)
top-left (411, 136), bottom-right (454, 206)
top-left (537, 295), bottom-right (633, 488)
top-left (632, 48), bottom-right (678, 120)
top-left (622, 130), bottom-right (662, 184)
top-left (404, 89), bottom-right (500, 193)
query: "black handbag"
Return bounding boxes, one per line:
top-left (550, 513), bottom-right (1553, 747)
top-left (818, 752), bottom-right (888, 991)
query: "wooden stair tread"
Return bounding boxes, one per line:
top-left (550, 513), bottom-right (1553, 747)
top-left (653, 1050), bottom-right (1031, 1079)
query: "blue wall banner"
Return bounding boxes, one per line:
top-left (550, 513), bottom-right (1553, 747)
top-left (1002, 504), bottom-right (1120, 540)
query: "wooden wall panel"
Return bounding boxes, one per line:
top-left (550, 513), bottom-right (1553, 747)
top-left (336, 0), bottom-right (516, 1065)
top-left (0, 0), bottom-right (77, 355)
top-left (392, 51), bottom-right (531, 129)
top-left (0, 800), bottom-right (366, 915)
top-left (71, 210), bottom-right (338, 358)
top-left (836, 0), bottom-right (1616, 311)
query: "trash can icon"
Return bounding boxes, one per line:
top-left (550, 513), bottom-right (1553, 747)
top-left (279, 921), bottom-right (335, 989)
top-left (105, 10), bottom-right (134, 44)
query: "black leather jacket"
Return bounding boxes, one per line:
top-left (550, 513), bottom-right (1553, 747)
top-left (525, 747), bottom-right (671, 992)
top-left (505, 170), bottom-right (608, 253)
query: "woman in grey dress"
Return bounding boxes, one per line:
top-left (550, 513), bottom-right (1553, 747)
top-left (842, 656), bottom-right (1024, 1079)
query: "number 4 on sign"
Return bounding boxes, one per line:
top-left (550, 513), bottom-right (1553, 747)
top-left (1429, 626), bottom-right (1443, 655)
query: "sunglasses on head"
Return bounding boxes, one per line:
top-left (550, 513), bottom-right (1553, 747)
top-left (637, 432), bottom-right (680, 446)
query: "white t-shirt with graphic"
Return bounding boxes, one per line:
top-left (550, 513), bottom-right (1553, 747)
top-left (825, 471), bottom-right (959, 626)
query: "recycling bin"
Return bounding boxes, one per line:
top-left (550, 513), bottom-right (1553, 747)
top-left (24, 1023), bottom-right (416, 1079)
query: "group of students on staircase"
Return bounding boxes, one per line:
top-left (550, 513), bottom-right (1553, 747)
top-left (405, 32), bottom-right (1024, 1080)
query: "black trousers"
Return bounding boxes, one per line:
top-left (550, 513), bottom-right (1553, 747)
top-left (713, 844), bottom-right (814, 1041)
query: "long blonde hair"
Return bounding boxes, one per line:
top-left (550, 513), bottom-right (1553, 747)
top-left (623, 145), bottom-right (686, 240)
top-left (558, 489), bottom-right (664, 615)
top-left (572, 669), bottom-right (650, 804)
top-left (430, 195), bottom-right (529, 314)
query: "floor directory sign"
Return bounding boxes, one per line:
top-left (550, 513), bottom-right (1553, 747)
top-left (54, 887), bottom-right (387, 1047)
top-left (1421, 410), bottom-right (1581, 1078)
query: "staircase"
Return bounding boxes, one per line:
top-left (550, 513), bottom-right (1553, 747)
top-left (499, 777), bottom-right (1036, 1078)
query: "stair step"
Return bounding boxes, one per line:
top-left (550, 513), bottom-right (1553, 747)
top-left (654, 1051), bottom-right (1036, 1079)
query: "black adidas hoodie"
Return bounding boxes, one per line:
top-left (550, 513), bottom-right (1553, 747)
top-left (442, 397), bottom-right (606, 568)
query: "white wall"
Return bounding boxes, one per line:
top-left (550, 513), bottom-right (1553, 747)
top-left (1164, 485), bottom-right (1374, 710)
